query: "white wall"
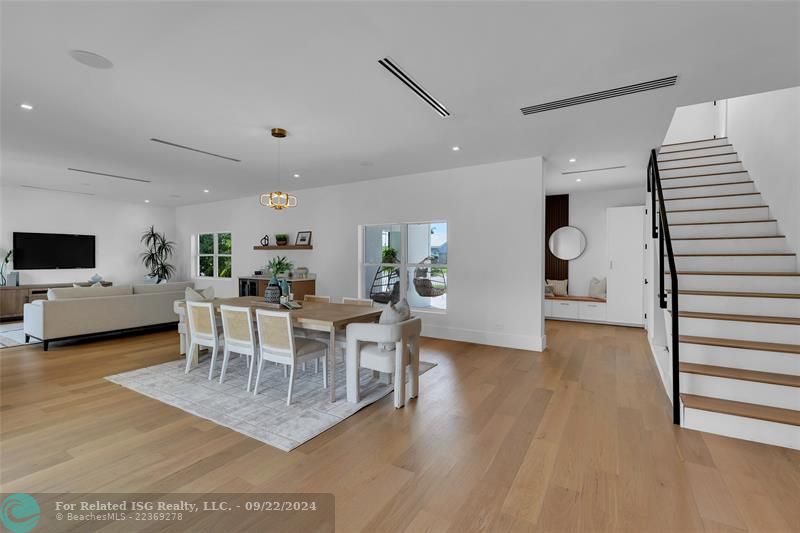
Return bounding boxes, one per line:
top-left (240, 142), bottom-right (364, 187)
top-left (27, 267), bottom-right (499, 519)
top-left (0, 186), bottom-right (179, 285)
top-left (662, 101), bottom-right (725, 144)
top-left (565, 186), bottom-right (644, 296)
top-left (727, 86), bottom-right (800, 256)
top-left (176, 157), bottom-right (546, 351)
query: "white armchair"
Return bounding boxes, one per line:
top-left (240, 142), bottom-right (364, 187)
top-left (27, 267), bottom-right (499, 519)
top-left (345, 317), bottom-right (422, 408)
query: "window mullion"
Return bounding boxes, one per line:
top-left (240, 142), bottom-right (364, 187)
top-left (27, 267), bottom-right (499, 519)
top-left (213, 233), bottom-right (219, 277)
top-left (399, 223), bottom-right (408, 299)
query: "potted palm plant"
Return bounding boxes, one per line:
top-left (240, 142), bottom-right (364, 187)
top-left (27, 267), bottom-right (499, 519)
top-left (140, 226), bottom-right (176, 282)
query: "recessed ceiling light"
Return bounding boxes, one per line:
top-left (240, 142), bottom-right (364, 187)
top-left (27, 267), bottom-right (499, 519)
top-left (203, 189), bottom-right (209, 193)
top-left (20, 103), bottom-right (33, 110)
top-left (576, 178), bottom-right (582, 182)
top-left (451, 146), bottom-right (460, 151)
top-left (293, 173), bottom-right (300, 178)
top-left (144, 199), bottom-right (150, 203)
top-left (569, 158), bottom-right (577, 163)
top-left (69, 50), bottom-right (113, 69)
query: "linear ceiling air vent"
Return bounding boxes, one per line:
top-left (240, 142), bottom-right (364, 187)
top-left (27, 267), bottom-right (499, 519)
top-left (21, 185), bottom-right (95, 196)
top-left (150, 138), bottom-right (241, 162)
top-left (521, 76), bottom-right (678, 115)
top-left (67, 168), bottom-right (151, 183)
top-left (378, 57), bottom-right (451, 118)
top-left (561, 165), bottom-right (627, 175)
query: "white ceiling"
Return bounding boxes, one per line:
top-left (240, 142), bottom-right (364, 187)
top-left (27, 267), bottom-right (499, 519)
top-left (2, 1), bottom-right (799, 205)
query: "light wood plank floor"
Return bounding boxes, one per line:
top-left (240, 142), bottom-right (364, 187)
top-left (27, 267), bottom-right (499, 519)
top-left (1, 321), bottom-right (798, 532)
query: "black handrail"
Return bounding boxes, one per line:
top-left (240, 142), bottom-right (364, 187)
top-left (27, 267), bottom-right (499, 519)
top-left (648, 148), bottom-right (680, 425)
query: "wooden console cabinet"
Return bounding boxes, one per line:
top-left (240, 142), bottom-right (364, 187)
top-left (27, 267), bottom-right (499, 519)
top-left (238, 276), bottom-right (316, 301)
top-left (0, 282), bottom-right (112, 321)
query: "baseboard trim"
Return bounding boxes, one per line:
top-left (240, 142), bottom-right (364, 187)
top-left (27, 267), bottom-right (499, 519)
top-left (422, 324), bottom-right (545, 352)
top-left (648, 338), bottom-right (673, 402)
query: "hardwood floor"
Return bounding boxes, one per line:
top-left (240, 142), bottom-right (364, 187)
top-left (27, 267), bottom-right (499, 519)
top-left (1, 321), bottom-right (798, 532)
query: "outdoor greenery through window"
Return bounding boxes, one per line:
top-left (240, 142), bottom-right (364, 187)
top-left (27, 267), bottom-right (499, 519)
top-left (197, 232), bottom-right (232, 278)
top-left (362, 222), bottom-right (447, 310)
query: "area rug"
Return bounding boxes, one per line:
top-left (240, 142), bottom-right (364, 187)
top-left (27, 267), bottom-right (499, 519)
top-left (106, 354), bottom-right (436, 451)
top-left (0, 322), bottom-right (40, 348)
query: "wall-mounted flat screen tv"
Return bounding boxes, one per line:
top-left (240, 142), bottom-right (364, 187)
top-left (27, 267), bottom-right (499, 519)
top-left (13, 232), bottom-right (96, 269)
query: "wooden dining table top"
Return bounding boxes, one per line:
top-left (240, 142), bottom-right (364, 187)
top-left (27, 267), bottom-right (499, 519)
top-left (210, 296), bottom-right (383, 329)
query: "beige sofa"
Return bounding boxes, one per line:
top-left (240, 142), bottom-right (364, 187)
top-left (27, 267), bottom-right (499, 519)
top-left (23, 282), bottom-right (194, 350)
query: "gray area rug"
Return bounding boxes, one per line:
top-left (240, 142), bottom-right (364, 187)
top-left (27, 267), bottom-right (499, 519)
top-left (106, 354), bottom-right (435, 451)
top-left (0, 322), bottom-right (40, 348)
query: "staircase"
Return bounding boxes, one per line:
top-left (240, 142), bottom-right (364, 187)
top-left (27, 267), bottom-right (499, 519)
top-left (656, 137), bottom-right (800, 450)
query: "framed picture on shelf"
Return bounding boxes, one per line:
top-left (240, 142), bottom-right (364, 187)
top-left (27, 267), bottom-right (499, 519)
top-left (295, 231), bottom-right (312, 246)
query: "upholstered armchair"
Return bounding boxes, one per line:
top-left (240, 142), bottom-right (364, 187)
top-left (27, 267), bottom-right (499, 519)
top-left (345, 317), bottom-right (422, 408)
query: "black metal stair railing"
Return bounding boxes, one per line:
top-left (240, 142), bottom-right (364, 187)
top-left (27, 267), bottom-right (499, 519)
top-left (648, 148), bottom-right (680, 425)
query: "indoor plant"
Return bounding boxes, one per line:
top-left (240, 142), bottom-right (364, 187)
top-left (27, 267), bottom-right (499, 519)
top-left (275, 233), bottom-right (289, 246)
top-left (265, 256), bottom-right (294, 303)
top-left (267, 256), bottom-right (294, 279)
top-left (140, 226), bottom-right (176, 282)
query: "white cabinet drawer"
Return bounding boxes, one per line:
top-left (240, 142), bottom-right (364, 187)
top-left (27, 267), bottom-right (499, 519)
top-left (579, 301), bottom-right (607, 322)
top-left (545, 300), bottom-right (553, 317)
top-left (550, 300), bottom-right (578, 319)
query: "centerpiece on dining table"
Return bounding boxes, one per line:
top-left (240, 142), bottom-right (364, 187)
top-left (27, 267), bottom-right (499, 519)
top-left (265, 256), bottom-right (294, 304)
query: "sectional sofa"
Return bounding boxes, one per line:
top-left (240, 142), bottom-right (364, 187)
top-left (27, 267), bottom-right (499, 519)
top-left (23, 281), bottom-right (194, 350)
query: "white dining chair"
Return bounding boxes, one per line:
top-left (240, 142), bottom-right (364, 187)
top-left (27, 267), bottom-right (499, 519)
top-left (219, 305), bottom-right (256, 389)
top-left (345, 317), bottom-right (422, 408)
top-left (185, 301), bottom-right (223, 379)
top-left (342, 297), bottom-right (373, 306)
top-left (254, 308), bottom-right (328, 405)
top-left (303, 294), bottom-right (331, 303)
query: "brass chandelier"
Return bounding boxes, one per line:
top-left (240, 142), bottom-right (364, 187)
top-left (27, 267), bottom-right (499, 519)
top-left (259, 127), bottom-right (297, 210)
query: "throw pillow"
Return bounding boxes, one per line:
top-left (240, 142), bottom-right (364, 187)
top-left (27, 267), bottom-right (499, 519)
top-left (544, 284), bottom-right (554, 296)
top-left (394, 298), bottom-right (411, 320)
top-left (589, 277), bottom-right (607, 299)
top-left (547, 279), bottom-right (568, 296)
top-left (185, 286), bottom-right (215, 302)
top-left (378, 298), bottom-right (411, 351)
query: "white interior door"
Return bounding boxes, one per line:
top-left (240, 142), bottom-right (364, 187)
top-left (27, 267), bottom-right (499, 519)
top-left (607, 206), bottom-right (645, 325)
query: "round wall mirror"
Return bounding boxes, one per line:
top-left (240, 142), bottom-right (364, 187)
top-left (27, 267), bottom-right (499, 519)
top-left (549, 226), bottom-right (586, 260)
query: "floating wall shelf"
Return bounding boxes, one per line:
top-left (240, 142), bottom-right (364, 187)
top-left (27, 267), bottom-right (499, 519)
top-left (253, 245), bottom-right (313, 251)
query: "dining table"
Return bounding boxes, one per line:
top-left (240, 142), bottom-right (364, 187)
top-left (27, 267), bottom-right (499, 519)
top-left (180, 296), bottom-right (382, 402)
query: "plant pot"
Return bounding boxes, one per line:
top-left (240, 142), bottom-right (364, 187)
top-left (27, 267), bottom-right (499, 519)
top-left (276, 240), bottom-right (288, 246)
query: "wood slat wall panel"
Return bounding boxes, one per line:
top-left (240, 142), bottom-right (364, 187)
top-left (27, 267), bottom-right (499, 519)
top-left (545, 194), bottom-right (569, 281)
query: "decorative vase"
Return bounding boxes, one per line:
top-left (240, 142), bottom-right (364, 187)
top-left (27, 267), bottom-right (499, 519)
top-left (279, 279), bottom-right (290, 298)
top-left (265, 275), bottom-right (282, 304)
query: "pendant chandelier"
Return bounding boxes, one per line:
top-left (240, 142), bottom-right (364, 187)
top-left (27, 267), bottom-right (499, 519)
top-left (259, 127), bottom-right (297, 210)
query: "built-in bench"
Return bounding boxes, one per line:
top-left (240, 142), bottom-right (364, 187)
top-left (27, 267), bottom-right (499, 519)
top-left (545, 295), bottom-right (607, 322)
